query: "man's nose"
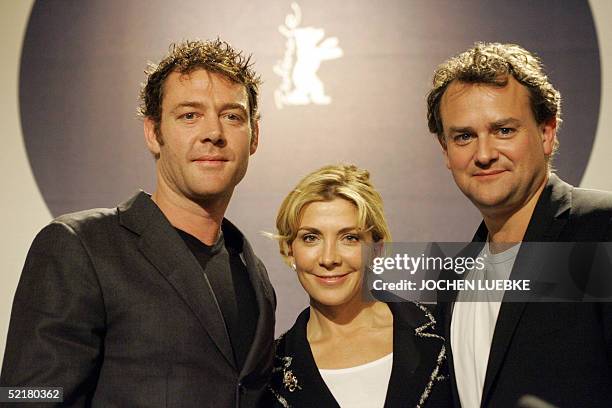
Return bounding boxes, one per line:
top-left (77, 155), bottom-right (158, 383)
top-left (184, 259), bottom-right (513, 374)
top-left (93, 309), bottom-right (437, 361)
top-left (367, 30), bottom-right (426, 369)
top-left (200, 117), bottom-right (225, 146)
top-left (474, 135), bottom-right (499, 167)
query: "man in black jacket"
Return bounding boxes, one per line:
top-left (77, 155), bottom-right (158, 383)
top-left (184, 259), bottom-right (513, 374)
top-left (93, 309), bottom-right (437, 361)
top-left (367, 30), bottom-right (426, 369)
top-left (1, 39), bottom-right (276, 407)
top-left (426, 42), bottom-right (612, 407)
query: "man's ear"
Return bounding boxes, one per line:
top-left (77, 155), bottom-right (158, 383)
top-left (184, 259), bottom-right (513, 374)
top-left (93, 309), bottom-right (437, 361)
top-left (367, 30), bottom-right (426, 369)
top-left (250, 120), bottom-right (259, 155)
top-left (438, 135), bottom-right (451, 169)
top-left (540, 117), bottom-right (557, 156)
top-left (144, 117), bottom-right (161, 157)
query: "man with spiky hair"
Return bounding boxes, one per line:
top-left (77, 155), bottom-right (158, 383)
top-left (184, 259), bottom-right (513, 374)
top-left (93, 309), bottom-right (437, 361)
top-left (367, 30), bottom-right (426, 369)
top-left (1, 39), bottom-right (276, 407)
top-left (427, 42), bottom-right (612, 408)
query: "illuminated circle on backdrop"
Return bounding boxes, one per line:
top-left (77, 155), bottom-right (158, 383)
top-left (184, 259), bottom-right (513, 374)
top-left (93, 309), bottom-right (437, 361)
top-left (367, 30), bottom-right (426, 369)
top-left (20, 0), bottom-right (599, 242)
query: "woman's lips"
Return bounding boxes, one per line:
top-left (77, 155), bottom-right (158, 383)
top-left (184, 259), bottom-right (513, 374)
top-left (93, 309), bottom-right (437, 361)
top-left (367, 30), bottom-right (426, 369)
top-left (313, 272), bottom-right (350, 285)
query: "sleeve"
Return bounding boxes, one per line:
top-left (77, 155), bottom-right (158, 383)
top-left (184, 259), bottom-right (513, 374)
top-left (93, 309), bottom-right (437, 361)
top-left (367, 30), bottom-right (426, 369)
top-left (604, 219), bottom-right (612, 369)
top-left (0, 221), bottom-right (106, 407)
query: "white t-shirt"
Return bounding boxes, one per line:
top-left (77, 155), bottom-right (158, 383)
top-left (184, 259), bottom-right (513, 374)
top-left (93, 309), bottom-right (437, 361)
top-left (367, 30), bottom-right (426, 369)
top-left (451, 242), bottom-right (520, 408)
top-left (319, 353), bottom-right (393, 408)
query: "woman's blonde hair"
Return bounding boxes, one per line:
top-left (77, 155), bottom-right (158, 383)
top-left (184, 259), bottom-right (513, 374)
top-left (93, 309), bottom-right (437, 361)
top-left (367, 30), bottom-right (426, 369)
top-left (274, 164), bottom-right (391, 263)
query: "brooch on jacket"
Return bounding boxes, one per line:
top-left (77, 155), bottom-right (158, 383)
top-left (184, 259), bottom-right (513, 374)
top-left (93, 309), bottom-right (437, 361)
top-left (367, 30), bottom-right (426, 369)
top-left (276, 356), bottom-right (302, 392)
top-left (268, 353), bottom-right (302, 407)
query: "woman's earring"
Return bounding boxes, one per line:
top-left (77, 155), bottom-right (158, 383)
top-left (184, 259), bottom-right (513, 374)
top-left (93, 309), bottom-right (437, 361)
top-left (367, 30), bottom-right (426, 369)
top-left (291, 263), bottom-right (297, 271)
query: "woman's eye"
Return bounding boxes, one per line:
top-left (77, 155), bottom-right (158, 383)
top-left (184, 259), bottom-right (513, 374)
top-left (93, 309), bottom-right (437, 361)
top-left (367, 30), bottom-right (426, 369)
top-left (344, 234), bottom-right (360, 243)
top-left (302, 234), bottom-right (317, 243)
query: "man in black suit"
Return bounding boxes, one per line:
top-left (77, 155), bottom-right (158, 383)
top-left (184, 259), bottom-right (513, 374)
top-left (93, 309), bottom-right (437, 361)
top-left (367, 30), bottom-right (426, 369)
top-left (1, 39), bottom-right (275, 407)
top-left (426, 42), bottom-right (612, 407)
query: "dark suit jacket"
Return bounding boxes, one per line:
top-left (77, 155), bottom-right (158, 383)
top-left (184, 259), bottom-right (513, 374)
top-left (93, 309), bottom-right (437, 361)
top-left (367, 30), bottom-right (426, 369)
top-left (265, 302), bottom-right (451, 407)
top-left (440, 174), bottom-right (612, 407)
top-left (0, 192), bottom-right (276, 407)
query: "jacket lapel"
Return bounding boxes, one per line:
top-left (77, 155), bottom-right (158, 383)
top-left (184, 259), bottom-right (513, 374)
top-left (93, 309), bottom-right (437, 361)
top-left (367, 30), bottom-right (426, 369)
top-left (284, 308), bottom-right (341, 407)
top-left (386, 302), bottom-right (447, 408)
top-left (225, 220), bottom-right (276, 379)
top-left (118, 192), bottom-right (236, 369)
top-left (480, 175), bottom-right (572, 406)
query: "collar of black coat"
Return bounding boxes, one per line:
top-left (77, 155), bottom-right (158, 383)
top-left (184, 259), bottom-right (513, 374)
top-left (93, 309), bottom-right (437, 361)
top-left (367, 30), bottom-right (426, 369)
top-left (117, 190), bottom-right (246, 252)
top-left (473, 173), bottom-right (573, 243)
top-left (270, 302), bottom-right (447, 407)
top-left (115, 190), bottom-right (275, 378)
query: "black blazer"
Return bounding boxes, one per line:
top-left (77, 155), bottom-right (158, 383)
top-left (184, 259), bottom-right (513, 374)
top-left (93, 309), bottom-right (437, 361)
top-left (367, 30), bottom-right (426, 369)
top-left (265, 302), bottom-right (451, 407)
top-left (0, 192), bottom-right (276, 407)
top-left (440, 174), bottom-right (612, 408)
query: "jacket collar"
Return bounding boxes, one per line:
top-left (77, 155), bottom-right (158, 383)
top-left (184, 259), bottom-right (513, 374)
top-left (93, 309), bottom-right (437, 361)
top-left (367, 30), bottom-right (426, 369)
top-left (117, 191), bottom-right (274, 378)
top-left (472, 173), bottom-right (572, 243)
top-left (272, 302), bottom-right (447, 407)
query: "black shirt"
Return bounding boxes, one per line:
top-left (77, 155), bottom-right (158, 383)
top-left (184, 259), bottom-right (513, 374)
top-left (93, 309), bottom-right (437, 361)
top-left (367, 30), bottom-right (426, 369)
top-left (176, 228), bottom-right (259, 370)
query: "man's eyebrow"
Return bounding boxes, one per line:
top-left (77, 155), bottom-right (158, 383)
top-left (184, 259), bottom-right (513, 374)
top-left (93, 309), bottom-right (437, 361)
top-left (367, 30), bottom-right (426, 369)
top-left (169, 102), bottom-right (248, 115)
top-left (446, 118), bottom-right (522, 135)
top-left (170, 101), bottom-right (205, 113)
top-left (490, 117), bottom-right (521, 128)
top-left (447, 126), bottom-right (474, 134)
top-left (221, 103), bottom-right (248, 115)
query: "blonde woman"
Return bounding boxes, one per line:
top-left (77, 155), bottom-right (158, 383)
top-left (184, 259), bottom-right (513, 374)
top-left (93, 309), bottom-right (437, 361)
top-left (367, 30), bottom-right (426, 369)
top-left (265, 165), bottom-right (449, 407)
